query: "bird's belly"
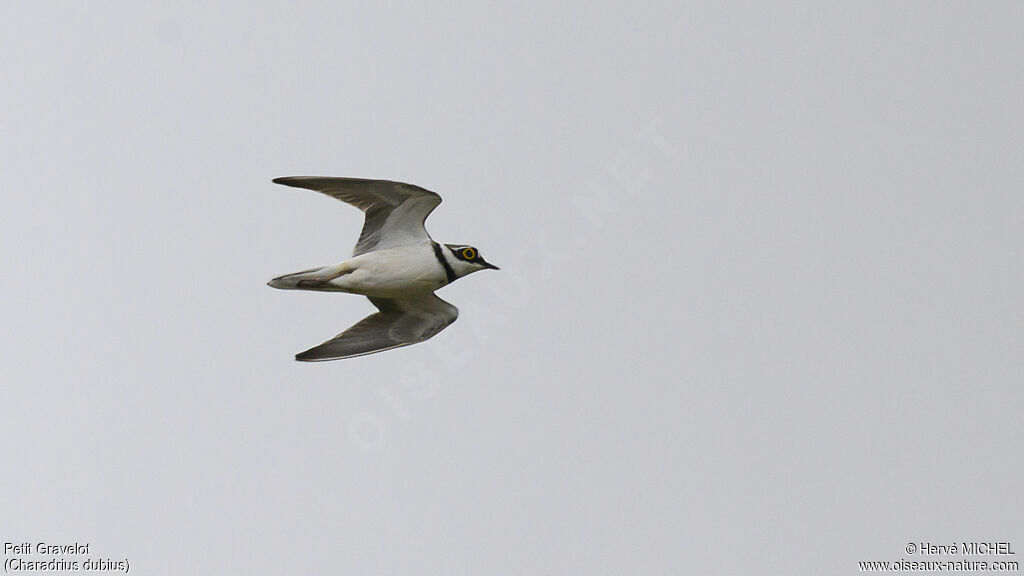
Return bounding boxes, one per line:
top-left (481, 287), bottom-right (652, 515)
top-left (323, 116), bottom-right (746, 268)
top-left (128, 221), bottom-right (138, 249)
top-left (329, 247), bottom-right (445, 297)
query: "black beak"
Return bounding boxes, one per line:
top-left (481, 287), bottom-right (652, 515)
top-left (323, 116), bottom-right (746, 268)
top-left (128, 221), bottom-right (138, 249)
top-left (481, 261), bottom-right (500, 270)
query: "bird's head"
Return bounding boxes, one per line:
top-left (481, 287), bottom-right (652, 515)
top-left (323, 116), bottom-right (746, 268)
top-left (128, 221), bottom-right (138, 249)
top-left (445, 244), bottom-right (499, 278)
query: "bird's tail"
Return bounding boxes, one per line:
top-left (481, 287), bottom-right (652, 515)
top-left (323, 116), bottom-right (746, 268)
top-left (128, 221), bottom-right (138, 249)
top-left (267, 265), bottom-right (344, 291)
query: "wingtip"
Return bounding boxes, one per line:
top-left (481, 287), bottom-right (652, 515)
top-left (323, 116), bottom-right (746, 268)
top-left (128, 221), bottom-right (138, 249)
top-left (295, 346), bottom-right (345, 362)
top-left (295, 346), bottom-right (329, 361)
top-left (295, 351), bottom-right (323, 362)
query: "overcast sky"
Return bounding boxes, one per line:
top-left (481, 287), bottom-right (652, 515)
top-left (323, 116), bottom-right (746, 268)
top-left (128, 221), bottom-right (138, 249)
top-left (2, 2), bottom-right (1022, 574)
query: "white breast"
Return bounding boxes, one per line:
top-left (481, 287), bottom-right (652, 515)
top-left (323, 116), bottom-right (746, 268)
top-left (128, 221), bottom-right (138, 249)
top-left (329, 242), bottom-right (446, 297)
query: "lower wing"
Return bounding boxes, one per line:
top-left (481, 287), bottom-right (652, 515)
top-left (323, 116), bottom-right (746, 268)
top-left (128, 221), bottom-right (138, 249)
top-left (295, 293), bottom-right (459, 361)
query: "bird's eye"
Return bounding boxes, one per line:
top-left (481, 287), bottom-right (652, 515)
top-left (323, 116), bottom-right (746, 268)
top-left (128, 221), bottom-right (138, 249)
top-left (462, 248), bottom-right (476, 260)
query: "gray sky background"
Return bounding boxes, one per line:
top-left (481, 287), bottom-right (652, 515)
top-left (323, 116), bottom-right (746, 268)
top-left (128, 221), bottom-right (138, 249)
top-left (2, 2), bottom-right (1022, 574)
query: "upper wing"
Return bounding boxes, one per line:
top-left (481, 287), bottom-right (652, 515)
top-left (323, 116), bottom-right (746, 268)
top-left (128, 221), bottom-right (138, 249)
top-left (272, 176), bottom-right (442, 256)
top-left (295, 293), bottom-right (459, 361)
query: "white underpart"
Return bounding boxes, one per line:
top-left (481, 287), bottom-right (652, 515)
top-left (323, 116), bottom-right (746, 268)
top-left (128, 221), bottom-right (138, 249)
top-left (330, 241), bottom-right (447, 298)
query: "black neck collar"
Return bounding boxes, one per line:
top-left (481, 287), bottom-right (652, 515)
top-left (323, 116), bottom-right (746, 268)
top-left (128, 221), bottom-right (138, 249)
top-left (432, 242), bottom-right (457, 284)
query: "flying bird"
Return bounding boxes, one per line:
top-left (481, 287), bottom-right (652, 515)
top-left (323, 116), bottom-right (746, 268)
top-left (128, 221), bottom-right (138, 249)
top-left (268, 177), bottom-right (499, 361)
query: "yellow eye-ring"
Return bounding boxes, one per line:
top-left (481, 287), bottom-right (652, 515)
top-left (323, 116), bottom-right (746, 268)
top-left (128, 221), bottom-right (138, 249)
top-left (462, 248), bottom-right (477, 260)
